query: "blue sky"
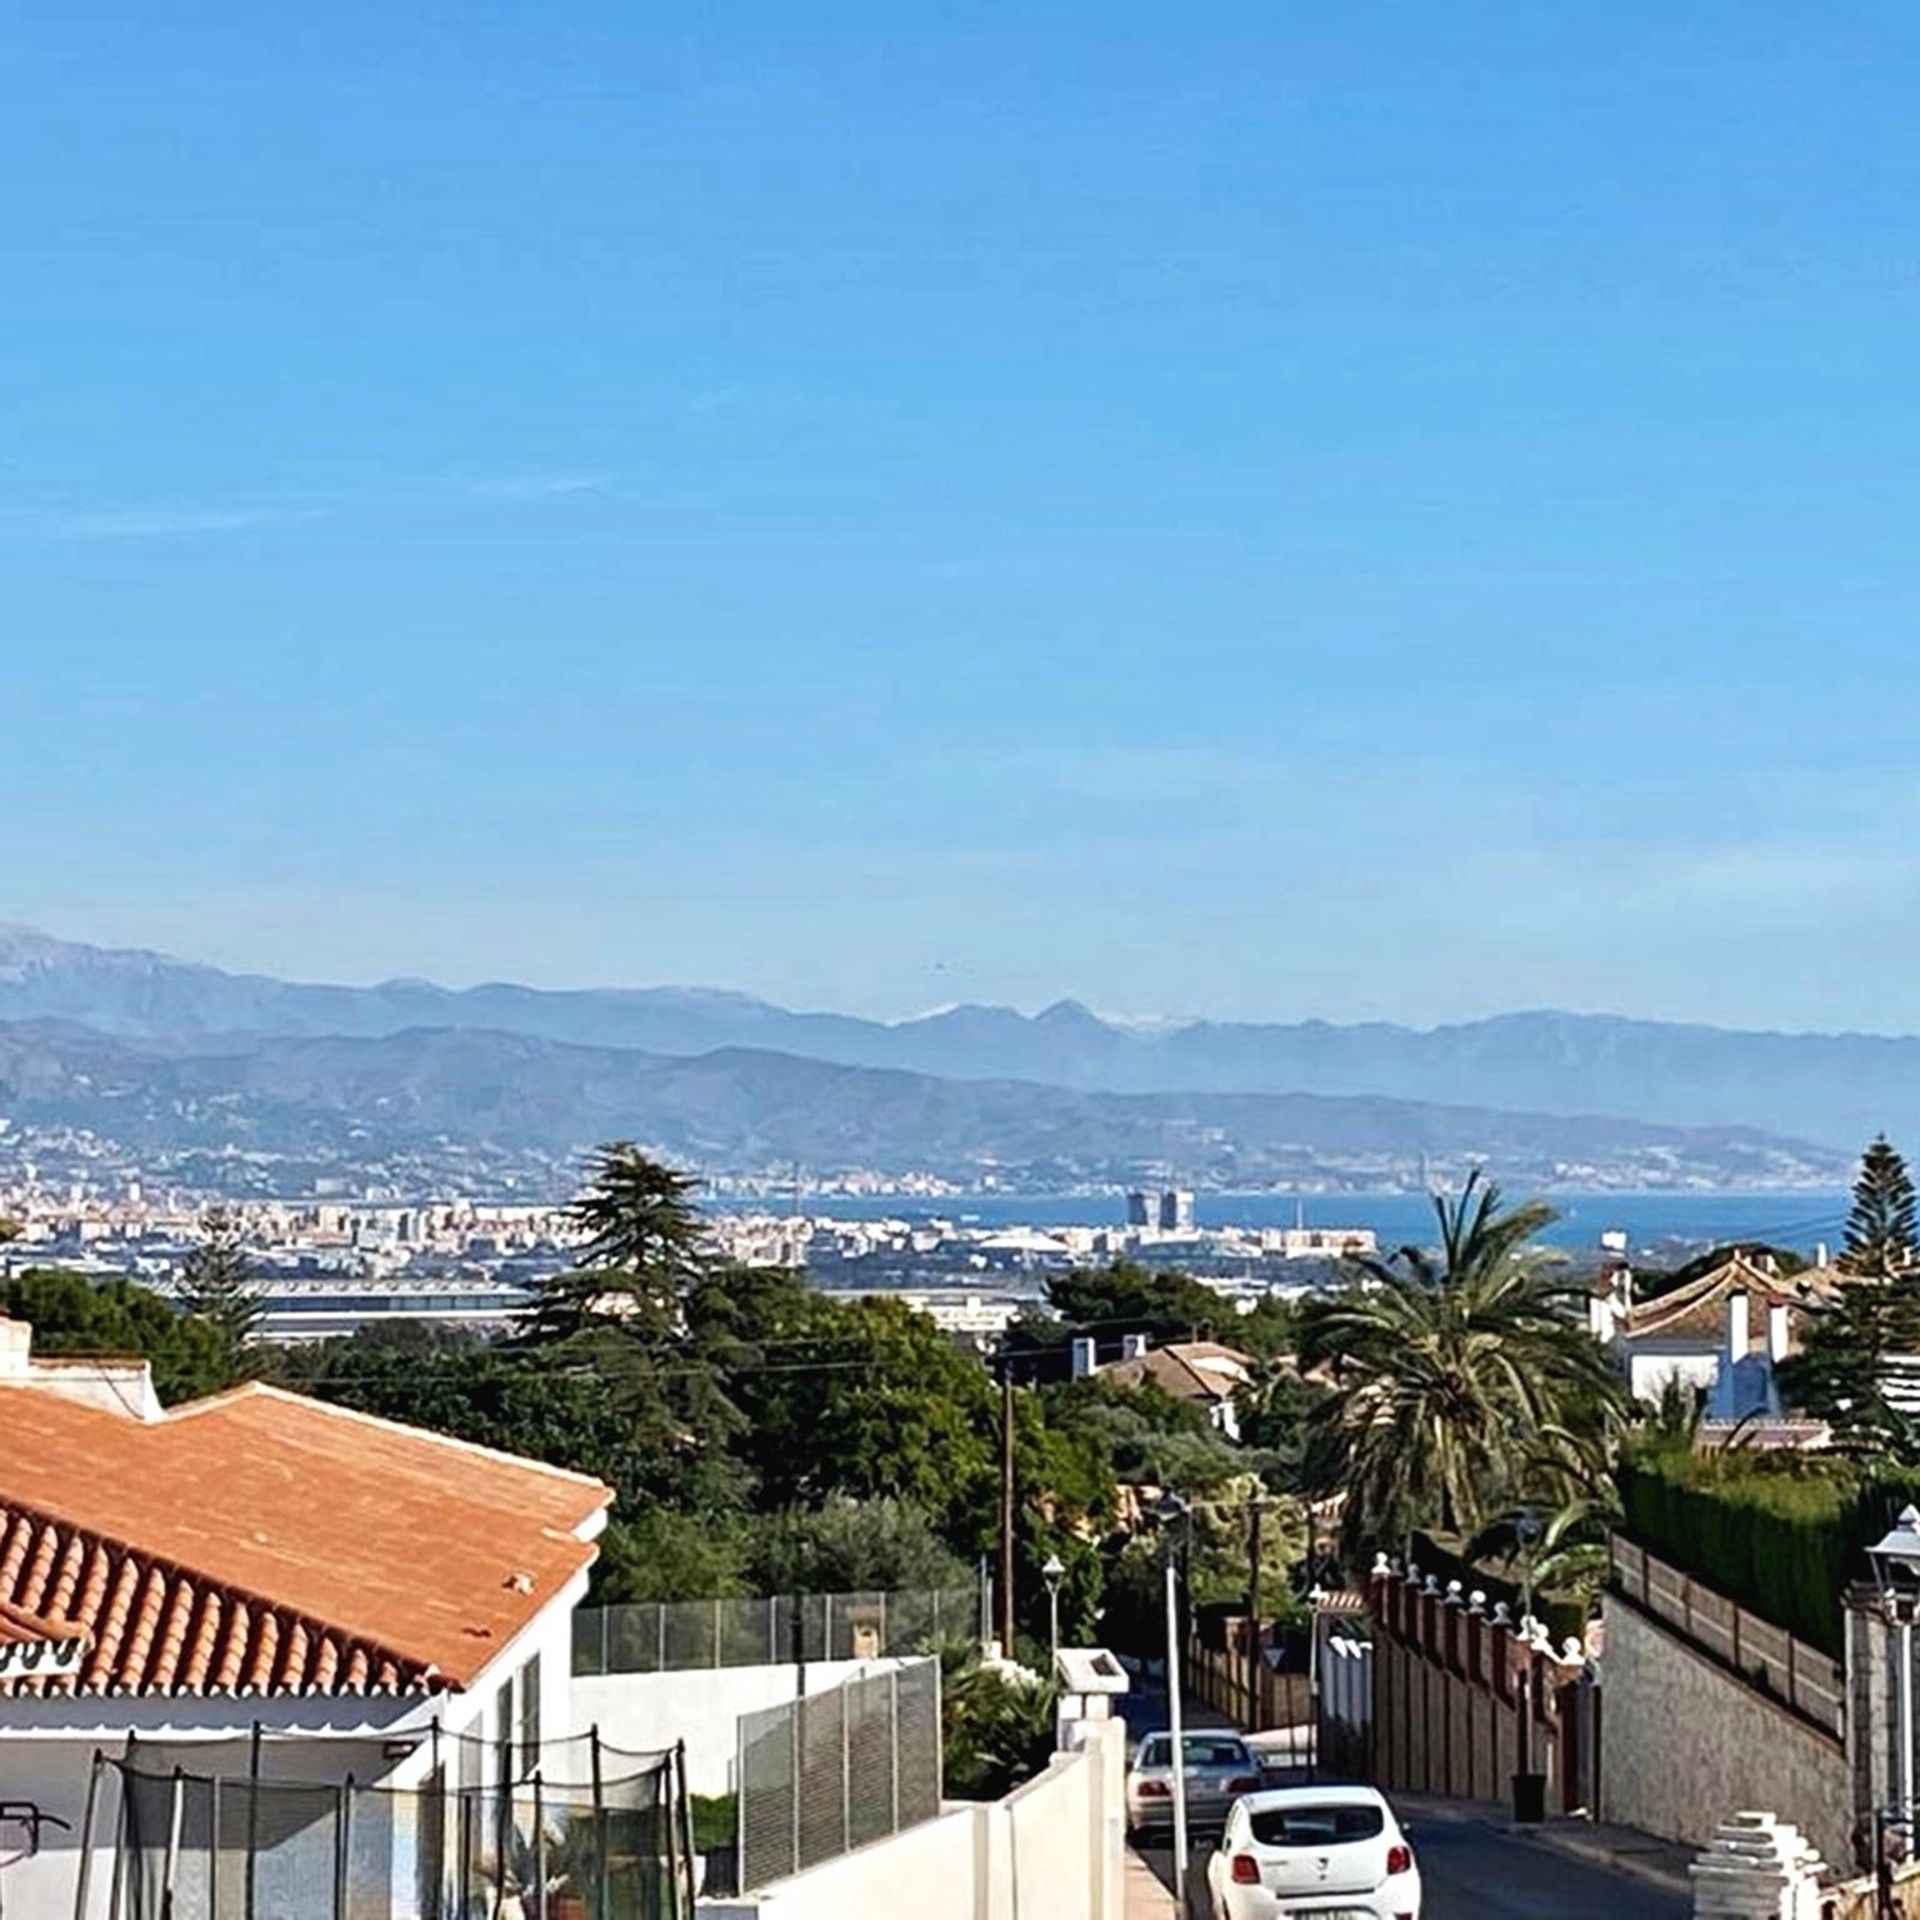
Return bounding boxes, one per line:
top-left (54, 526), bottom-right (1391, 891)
top-left (6, 3), bottom-right (1920, 1029)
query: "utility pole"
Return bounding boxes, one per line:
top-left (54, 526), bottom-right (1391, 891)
top-left (998, 1360), bottom-right (1017, 1657)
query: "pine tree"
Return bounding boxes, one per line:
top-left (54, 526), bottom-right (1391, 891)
top-left (1841, 1136), bottom-right (1919, 1280)
top-left (525, 1143), bottom-right (707, 1342)
top-left (177, 1209), bottom-right (259, 1385)
top-left (1779, 1136), bottom-right (1920, 1452)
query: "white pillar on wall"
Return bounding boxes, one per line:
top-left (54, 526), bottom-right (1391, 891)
top-left (1688, 1811), bottom-right (1824, 1919)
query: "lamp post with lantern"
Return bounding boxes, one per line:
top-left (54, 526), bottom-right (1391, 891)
top-left (1041, 1552), bottom-right (1066, 1667)
top-left (1868, 1502), bottom-right (1920, 1832)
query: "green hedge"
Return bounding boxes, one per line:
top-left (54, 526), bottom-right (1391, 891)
top-left (1618, 1450), bottom-right (1920, 1656)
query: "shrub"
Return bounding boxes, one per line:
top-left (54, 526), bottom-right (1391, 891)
top-left (1617, 1448), bottom-right (1920, 1654)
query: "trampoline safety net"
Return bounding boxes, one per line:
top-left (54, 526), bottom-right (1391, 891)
top-left (99, 1741), bottom-right (685, 1920)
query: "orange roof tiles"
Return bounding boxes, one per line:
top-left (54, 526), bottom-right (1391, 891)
top-left (0, 1381), bottom-right (610, 1699)
top-left (1619, 1251), bottom-right (1840, 1347)
top-left (1104, 1341), bottom-right (1251, 1405)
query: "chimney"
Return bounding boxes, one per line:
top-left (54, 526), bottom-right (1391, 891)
top-left (1768, 1302), bottom-right (1791, 1364)
top-left (1070, 1336), bottom-right (1097, 1380)
top-left (1121, 1332), bottom-right (1150, 1361)
top-left (0, 1316), bottom-right (29, 1380)
top-left (1727, 1290), bottom-right (1750, 1363)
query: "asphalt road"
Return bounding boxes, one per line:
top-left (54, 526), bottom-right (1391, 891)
top-left (1120, 1667), bottom-right (1688, 1919)
top-left (1135, 1805), bottom-right (1688, 1919)
top-left (1402, 1806), bottom-right (1689, 1920)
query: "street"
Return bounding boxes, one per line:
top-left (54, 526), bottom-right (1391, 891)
top-left (1136, 1807), bottom-right (1689, 1919)
top-left (1119, 1678), bottom-right (1688, 1919)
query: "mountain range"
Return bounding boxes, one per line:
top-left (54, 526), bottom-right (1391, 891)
top-left (0, 924), bottom-right (1909, 1151)
top-left (0, 1017), bottom-right (1841, 1193)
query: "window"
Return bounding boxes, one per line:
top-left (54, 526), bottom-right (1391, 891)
top-left (517, 1651), bottom-right (542, 1771)
top-left (496, 1676), bottom-right (515, 1788)
top-left (1248, 1803), bottom-right (1386, 1848)
top-left (1137, 1734), bottom-right (1251, 1769)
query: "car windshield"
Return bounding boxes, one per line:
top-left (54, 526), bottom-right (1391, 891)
top-left (1249, 1803), bottom-right (1386, 1847)
top-left (1138, 1735), bottom-right (1249, 1768)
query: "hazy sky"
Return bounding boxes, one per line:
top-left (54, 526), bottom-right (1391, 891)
top-left (8, 4), bottom-right (1920, 1029)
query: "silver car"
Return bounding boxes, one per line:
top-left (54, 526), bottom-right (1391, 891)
top-left (1125, 1729), bottom-right (1263, 1837)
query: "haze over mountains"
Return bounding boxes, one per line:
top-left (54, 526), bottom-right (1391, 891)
top-left (0, 1016), bottom-right (1835, 1194)
top-left (0, 925), bottom-right (1906, 1154)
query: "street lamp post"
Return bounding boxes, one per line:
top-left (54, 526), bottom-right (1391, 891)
top-left (1515, 1507), bottom-right (1543, 1627)
top-left (1305, 1582), bottom-right (1329, 1779)
top-left (1512, 1508), bottom-right (1547, 1826)
top-left (1156, 1493), bottom-right (1194, 1916)
top-left (1042, 1553), bottom-right (1065, 1667)
top-left (1869, 1503), bottom-right (1920, 1831)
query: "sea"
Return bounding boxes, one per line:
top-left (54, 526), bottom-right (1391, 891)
top-left (714, 1189), bottom-right (1854, 1260)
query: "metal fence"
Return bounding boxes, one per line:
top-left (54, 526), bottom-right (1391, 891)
top-left (573, 1585), bottom-right (979, 1676)
top-left (735, 1657), bottom-right (942, 1893)
top-left (84, 1731), bottom-right (690, 1920)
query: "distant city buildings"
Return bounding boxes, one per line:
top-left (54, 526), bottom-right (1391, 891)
top-left (0, 1177), bottom-right (1382, 1341)
top-left (1124, 1186), bottom-right (1195, 1231)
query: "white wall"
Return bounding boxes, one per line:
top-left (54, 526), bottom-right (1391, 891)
top-left (573, 1656), bottom-right (903, 1797)
top-left (1628, 1350), bottom-right (1720, 1405)
top-left (703, 1714), bottom-right (1126, 1920)
top-left (0, 1578), bottom-right (586, 1919)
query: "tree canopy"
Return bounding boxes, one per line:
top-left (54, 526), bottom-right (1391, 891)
top-left (1297, 1174), bottom-right (1624, 1558)
top-left (176, 1209), bottom-right (259, 1387)
top-left (1841, 1136), bottom-right (1918, 1280)
top-left (1, 1266), bottom-right (232, 1404)
top-left (1778, 1135), bottom-right (1920, 1450)
top-left (0, 1144), bottom-right (1324, 1657)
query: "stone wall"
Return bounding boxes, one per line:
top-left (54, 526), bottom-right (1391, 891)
top-left (1602, 1598), bottom-right (1854, 1872)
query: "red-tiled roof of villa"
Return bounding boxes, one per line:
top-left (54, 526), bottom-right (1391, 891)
top-left (1619, 1250), bottom-right (1840, 1345)
top-left (1104, 1341), bottom-right (1251, 1404)
top-left (0, 1378), bottom-right (610, 1698)
top-left (0, 1593), bottom-right (91, 1688)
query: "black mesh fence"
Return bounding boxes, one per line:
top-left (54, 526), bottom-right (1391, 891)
top-left (95, 1733), bottom-right (688, 1920)
top-left (573, 1586), bottom-right (978, 1676)
top-left (734, 1658), bottom-right (942, 1893)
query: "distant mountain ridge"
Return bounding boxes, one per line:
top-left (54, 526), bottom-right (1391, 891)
top-left (0, 924), bottom-right (1910, 1148)
top-left (0, 1017), bottom-right (1843, 1192)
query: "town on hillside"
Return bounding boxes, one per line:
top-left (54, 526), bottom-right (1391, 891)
top-left (2, 1132), bottom-right (1919, 1918)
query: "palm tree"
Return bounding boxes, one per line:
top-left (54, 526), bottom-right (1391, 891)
top-left (1297, 1173), bottom-right (1625, 1560)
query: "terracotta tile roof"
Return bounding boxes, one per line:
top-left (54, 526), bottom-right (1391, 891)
top-left (0, 1381), bottom-right (610, 1699)
top-left (1103, 1341), bottom-right (1252, 1405)
top-left (1619, 1251), bottom-right (1838, 1347)
top-left (0, 1595), bottom-right (91, 1687)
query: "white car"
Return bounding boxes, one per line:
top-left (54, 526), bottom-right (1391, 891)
top-left (1204, 1784), bottom-right (1422, 1920)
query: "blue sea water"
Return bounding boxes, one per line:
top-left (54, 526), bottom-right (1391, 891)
top-left (717, 1189), bottom-right (1854, 1259)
